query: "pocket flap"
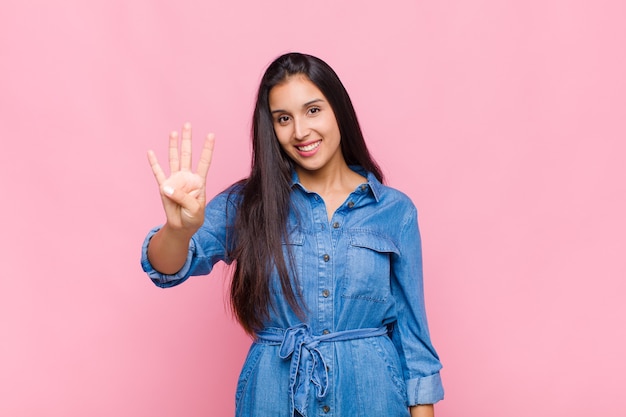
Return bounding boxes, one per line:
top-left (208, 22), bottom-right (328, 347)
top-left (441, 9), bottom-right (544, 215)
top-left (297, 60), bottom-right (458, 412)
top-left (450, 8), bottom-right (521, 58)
top-left (349, 231), bottom-right (399, 254)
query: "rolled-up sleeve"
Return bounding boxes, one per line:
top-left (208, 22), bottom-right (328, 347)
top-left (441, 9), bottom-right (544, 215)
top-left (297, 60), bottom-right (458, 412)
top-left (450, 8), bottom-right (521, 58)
top-left (390, 205), bottom-right (444, 405)
top-left (140, 190), bottom-right (237, 288)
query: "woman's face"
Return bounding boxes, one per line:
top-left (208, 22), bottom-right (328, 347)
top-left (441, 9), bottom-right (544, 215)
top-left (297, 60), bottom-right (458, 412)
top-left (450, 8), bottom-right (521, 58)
top-left (269, 75), bottom-right (344, 175)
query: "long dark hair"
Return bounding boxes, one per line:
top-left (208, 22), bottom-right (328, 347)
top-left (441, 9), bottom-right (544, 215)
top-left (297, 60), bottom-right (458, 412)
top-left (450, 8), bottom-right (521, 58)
top-left (229, 52), bottom-right (384, 334)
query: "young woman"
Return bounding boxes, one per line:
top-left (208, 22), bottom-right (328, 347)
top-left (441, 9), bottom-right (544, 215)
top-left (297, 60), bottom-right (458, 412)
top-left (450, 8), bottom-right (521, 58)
top-left (142, 52), bottom-right (443, 417)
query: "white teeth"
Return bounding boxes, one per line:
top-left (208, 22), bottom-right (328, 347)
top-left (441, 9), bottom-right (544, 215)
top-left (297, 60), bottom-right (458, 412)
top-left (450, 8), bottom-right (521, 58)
top-left (297, 141), bottom-right (320, 152)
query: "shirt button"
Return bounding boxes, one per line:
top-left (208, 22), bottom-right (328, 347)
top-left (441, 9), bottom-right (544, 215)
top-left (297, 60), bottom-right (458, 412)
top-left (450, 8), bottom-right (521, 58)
top-left (322, 405), bottom-right (331, 413)
top-left (322, 329), bottom-right (330, 335)
top-left (332, 221), bottom-right (340, 229)
top-left (322, 289), bottom-right (330, 298)
top-left (347, 201), bottom-right (355, 208)
top-left (323, 254), bottom-right (330, 262)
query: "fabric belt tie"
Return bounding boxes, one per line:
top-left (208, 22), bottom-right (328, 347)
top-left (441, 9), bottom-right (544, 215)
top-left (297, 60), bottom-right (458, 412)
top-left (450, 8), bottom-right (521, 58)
top-left (255, 324), bottom-right (388, 417)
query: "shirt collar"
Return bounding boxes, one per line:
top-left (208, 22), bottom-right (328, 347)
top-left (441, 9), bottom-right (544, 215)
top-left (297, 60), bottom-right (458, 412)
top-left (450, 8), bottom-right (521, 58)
top-left (290, 165), bottom-right (382, 202)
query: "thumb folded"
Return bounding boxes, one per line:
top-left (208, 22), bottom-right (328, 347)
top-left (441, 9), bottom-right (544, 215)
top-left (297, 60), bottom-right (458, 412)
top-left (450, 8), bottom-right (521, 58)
top-left (162, 185), bottom-right (202, 214)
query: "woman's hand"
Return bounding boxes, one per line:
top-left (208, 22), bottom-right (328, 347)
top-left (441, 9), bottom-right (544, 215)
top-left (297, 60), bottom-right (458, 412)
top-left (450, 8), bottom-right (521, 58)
top-left (145, 123), bottom-right (215, 275)
top-left (147, 122), bottom-right (215, 235)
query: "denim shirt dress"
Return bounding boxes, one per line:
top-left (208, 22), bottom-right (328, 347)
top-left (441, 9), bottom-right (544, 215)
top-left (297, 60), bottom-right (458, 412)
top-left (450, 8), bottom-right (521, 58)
top-left (141, 167), bottom-right (444, 417)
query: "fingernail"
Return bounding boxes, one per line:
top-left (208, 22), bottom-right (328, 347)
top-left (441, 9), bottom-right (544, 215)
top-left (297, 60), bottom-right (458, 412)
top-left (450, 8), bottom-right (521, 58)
top-left (184, 122), bottom-right (191, 129)
top-left (163, 185), bottom-right (174, 196)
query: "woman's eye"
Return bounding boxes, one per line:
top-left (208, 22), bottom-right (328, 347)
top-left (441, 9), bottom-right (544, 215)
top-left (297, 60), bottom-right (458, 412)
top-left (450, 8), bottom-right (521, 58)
top-left (308, 107), bottom-right (320, 115)
top-left (277, 115), bottom-right (290, 124)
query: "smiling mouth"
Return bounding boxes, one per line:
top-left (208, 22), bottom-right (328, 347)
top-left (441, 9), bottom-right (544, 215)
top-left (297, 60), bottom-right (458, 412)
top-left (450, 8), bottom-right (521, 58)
top-left (296, 140), bottom-right (321, 152)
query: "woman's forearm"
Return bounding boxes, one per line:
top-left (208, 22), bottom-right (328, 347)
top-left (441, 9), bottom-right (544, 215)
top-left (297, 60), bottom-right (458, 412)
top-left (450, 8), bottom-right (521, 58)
top-left (410, 404), bottom-right (434, 417)
top-left (146, 223), bottom-right (195, 275)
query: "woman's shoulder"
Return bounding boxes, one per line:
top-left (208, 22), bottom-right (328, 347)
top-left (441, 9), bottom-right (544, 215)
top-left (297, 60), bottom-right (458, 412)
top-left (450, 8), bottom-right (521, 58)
top-left (378, 183), bottom-right (413, 202)
top-left (370, 178), bottom-right (417, 212)
top-left (206, 180), bottom-right (246, 210)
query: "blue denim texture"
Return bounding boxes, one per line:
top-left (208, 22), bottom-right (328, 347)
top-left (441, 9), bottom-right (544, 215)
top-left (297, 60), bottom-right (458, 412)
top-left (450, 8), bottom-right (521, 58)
top-left (141, 167), bottom-right (444, 416)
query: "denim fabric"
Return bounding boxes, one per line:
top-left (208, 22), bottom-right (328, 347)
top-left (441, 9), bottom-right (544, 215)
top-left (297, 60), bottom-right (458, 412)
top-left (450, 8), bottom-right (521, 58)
top-left (141, 167), bottom-right (444, 416)
top-left (256, 324), bottom-right (390, 417)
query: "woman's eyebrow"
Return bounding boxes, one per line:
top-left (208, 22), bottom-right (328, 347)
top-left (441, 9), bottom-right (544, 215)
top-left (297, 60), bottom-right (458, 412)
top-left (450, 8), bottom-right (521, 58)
top-left (302, 98), bottom-right (324, 107)
top-left (271, 98), bottom-right (325, 114)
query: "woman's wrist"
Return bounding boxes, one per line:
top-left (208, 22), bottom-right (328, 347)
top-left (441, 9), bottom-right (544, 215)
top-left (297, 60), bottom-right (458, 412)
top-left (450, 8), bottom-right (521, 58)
top-left (410, 404), bottom-right (434, 417)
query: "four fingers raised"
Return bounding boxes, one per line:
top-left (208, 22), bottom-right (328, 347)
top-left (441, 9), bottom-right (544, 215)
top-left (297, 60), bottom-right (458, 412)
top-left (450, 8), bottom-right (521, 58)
top-left (147, 122), bottom-right (215, 193)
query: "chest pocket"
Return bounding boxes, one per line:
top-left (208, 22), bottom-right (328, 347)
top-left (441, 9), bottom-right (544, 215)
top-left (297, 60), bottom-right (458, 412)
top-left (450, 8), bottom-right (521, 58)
top-left (272, 229), bottom-right (304, 294)
top-left (342, 231), bottom-right (400, 303)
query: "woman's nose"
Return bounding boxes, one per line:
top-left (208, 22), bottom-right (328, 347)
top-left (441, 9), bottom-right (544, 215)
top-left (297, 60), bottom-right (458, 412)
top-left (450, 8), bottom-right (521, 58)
top-left (293, 118), bottom-right (310, 140)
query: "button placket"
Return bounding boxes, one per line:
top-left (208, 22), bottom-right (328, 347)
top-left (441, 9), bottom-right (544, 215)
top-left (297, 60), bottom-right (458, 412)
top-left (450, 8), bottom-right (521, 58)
top-left (306, 187), bottom-right (338, 403)
top-left (312, 192), bottom-right (333, 341)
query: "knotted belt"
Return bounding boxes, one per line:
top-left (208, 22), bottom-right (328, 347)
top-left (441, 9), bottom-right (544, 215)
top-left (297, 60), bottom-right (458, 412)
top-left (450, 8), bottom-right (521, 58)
top-left (255, 324), bottom-right (388, 417)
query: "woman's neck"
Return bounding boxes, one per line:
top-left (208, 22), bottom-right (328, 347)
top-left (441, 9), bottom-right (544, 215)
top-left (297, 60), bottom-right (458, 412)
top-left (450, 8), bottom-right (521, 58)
top-left (296, 161), bottom-right (366, 221)
top-left (296, 161), bottom-right (364, 196)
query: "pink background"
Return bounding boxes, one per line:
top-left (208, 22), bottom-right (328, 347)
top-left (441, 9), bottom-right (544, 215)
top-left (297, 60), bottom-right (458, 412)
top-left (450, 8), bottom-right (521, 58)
top-left (1, 1), bottom-right (625, 416)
